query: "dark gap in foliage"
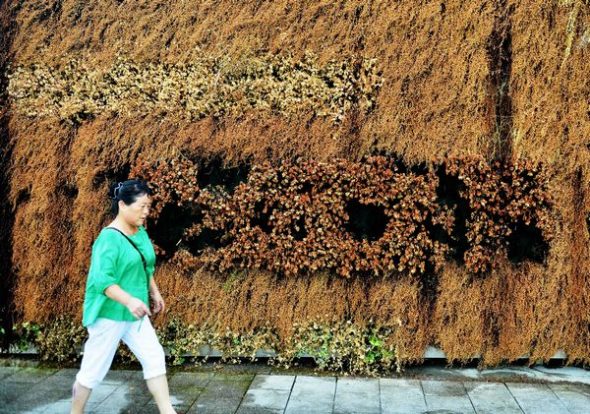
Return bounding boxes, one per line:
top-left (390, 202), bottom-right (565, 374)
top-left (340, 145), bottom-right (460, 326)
top-left (251, 201), bottom-right (274, 234)
top-left (68, 110), bottom-right (95, 125)
top-left (436, 165), bottom-right (469, 263)
top-left (185, 228), bottom-right (227, 256)
top-left (420, 272), bottom-right (439, 302)
top-left (36, 0), bottom-right (63, 23)
top-left (15, 187), bottom-right (31, 206)
top-left (92, 163), bottom-right (131, 190)
top-left (196, 156), bottom-right (251, 193)
top-left (68, 0), bottom-right (86, 23)
top-left (368, 151), bottom-right (429, 175)
top-left (53, 182), bottom-right (78, 247)
top-left (424, 216), bottom-right (452, 247)
top-left (0, 120), bottom-right (15, 351)
top-left (507, 220), bottom-right (549, 264)
top-left (291, 215), bottom-right (308, 241)
top-left (394, 159), bottom-right (429, 176)
top-left (586, 214), bottom-right (590, 236)
top-left (344, 200), bottom-right (387, 241)
top-left (164, 35), bottom-right (175, 49)
top-left (1, 2), bottom-right (20, 350)
top-left (148, 204), bottom-right (201, 258)
top-left (297, 181), bottom-right (313, 194)
top-left (487, 1), bottom-right (514, 159)
top-left (56, 182), bottom-right (78, 199)
top-left (413, 216), bottom-right (441, 300)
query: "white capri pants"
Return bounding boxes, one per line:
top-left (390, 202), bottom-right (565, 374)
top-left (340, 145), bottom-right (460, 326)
top-left (76, 317), bottom-right (166, 389)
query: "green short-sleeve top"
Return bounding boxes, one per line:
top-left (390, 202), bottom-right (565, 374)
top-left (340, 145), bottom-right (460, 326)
top-left (82, 226), bottom-right (156, 327)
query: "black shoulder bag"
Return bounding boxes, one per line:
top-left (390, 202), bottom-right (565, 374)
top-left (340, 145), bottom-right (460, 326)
top-left (107, 227), bottom-right (150, 301)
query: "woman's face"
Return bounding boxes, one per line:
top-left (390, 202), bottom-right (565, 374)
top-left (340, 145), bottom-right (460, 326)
top-left (119, 194), bottom-right (152, 228)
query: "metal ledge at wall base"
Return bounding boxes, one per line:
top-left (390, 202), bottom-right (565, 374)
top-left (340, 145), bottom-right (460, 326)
top-left (6, 345), bottom-right (569, 362)
top-left (421, 346), bottom-right (568, 361)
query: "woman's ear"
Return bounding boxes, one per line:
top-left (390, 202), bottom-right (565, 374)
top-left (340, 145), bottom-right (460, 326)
top-left (118, 199), bottom-right (126, 212)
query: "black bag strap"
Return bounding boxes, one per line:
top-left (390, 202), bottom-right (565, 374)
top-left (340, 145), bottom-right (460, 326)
top-left (107, 227), bottom-right (148, 274)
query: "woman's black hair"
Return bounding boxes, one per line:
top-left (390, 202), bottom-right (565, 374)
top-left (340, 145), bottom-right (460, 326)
top-left (109, 180), bottom-right (152, 215)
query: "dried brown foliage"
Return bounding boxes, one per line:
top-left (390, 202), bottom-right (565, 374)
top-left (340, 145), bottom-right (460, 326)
top-left (446, 157), bottom-right (555, 274)
top-left (131, 158), bottom-right (200, 220)
top-left (187, 157), bottom-right (451, 278)
top-left (510, 1), bottom-right (590, 173)
top-left (129, 156), bottom-right (552, 280)
top-left (3, 0), bottom-right (590, 366)
top-left (7, 0), bottom-right (499, 163)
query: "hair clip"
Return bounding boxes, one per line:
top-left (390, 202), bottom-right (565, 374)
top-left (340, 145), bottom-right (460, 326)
top-left (113, 182), bottom-right (123, 200)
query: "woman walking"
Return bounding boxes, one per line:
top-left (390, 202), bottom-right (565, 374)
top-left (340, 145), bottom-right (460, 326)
top-left (71, 180), bottom-right (176, 414)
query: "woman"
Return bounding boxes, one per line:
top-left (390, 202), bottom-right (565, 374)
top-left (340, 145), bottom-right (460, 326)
top-left (71, 180), bottom-right (176, 414)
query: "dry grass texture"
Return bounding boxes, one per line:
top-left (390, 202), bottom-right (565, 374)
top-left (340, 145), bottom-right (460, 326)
top-left (8, 0), bottom-right (501, 162)
top-left (509, 0), bottom-right (590, 363)
top-left (155, 261), bottom-right (431, 363)
top-left (3, 0), bottom-right (590, 364)
top-left (510, 1), bottom-right (590, 170)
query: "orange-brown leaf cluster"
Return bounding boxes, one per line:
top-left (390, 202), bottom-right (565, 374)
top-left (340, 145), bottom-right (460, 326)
top-left (132, 156), bottom-right (553, 279)
top-left (446, 157), bottom-right (555, 274)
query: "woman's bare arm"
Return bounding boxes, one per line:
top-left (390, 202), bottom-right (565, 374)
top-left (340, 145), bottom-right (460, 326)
top-left (149, 278), bottom-right (166, 313)
top-left (104, 284), bottom-right (151, 319)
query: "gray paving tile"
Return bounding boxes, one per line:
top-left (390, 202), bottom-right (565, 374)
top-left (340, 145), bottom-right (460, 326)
top-left (0, 366), bottom-right (22, 380)
top-left (464, 382), bottom-right (523, 414)
top-left (210, 373), bottom-right (256, 383)
top-left (37, 399), bottom-right (72, 413)
top-left (190, 375), bottom-right (252, 414)
top-left (285, 376), bottom-right (336, 414)
top-left (103, 369), bottom-right (144, 382)
top-left (334, 377), bottom-right (380, 414)
top-left (5, 373), bottom-right (72, 412)
top-left (407, 365), bottom-right (590, 386)
top-left (92, 404), bottom-right (153, 414)
top-left (163, 372), bottom-right (212, 408)
top-left (144, 392), bottom-right (195, 413)
top-left (380, 378), bottom-right (427, 414)
top-left (0, 381), bottom-right (32, 405)
top-left (240, 388), bottom-right (290, 410)
top-left (0, 401), bottom-right (47, 413)
top-left (86, 383), bottom-right (121, 406)
top-left (188, 396), bottom-right (244, 414)
top-left (249, 374), bottom-right (295, 390)
top-left (506, 382), bottom-right (570, 414)
top-left (548, 383), bottom-right (590, 414)
top-left (50, 368), bottom-right (79, 378)
top-left (4, 363), bottom-right (590, 414)
top-left (169, 371), bottom-right (214, 388)
top-left (422, 380), bottom-right (476, 414)
top-left (91, 382), bottom-right (152, 412)
top-left (199, 374), bottom-right (253, 398)
top-left (131, 403), bottom-right (160, 414)
top-left (235, 407), bottom-right (282, 414)
top-left (6, 367), bottom-right (57, 384)
top-left (533, 366), bottom-right (590, 385)
top-left (0, 408), bottom-right (31, 414)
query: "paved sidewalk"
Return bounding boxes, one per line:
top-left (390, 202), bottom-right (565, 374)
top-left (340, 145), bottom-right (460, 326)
top-left (1, 360), bottom-right (590, 413)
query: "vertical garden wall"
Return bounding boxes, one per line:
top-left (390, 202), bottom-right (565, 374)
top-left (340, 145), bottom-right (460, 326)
top-left (1, 0), bottom-right (589, 371)
top-left (0, 0), bottom-right (18, 351)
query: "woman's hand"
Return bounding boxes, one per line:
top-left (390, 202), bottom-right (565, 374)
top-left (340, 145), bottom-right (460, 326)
top-left (105, 284), bottom-right (151, 319)
top-left (126, 297), bottom-right (151, 319)
top-left (150, 288), bottom-right (166, 314)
